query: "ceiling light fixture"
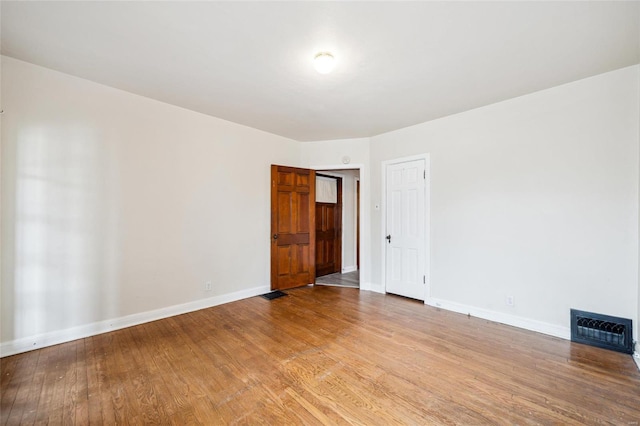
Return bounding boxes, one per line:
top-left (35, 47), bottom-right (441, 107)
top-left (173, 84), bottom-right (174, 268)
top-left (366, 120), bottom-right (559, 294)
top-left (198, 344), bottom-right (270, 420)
top-left (314, 52), bottom-right (335, 74)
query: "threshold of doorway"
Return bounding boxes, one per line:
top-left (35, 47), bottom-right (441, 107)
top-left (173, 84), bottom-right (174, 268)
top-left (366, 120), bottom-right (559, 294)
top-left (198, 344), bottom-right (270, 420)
top-left (315, 271), bottom-right (359, 288)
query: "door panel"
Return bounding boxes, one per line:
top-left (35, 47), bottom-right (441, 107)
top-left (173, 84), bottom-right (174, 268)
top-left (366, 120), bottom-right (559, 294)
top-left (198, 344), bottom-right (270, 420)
top-left (298, 193), bottom-right (310, 232)
top-left (316, 203), bottom-right (340, 277)
top-left (277, 193), bottom-right (293, 233)
top-left (271, 165), bottom-right (316, 290)
top-left (385, 159), bottom-right (426, 300)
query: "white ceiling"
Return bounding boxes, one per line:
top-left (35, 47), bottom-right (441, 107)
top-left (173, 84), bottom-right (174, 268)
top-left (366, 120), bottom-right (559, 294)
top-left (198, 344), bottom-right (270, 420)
top-left (2, 1), bottom-right (639, 142)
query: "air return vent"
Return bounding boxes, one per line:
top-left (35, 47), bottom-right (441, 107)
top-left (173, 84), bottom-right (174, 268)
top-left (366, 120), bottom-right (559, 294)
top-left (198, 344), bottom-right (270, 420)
top-left (570, 309), bottom-right (633, 354)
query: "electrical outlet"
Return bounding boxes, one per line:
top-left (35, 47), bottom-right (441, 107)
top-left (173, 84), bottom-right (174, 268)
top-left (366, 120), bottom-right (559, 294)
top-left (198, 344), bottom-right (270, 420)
top-left (204, 281), bottom-right (212, 291)
top-left (506, 295), bottom-right (514, 306)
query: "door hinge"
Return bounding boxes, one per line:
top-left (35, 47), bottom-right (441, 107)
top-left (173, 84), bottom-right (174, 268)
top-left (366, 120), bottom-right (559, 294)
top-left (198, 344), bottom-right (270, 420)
top-left (423, 170), bottom-right (426, 180)
top-left (423, 275), bottom-right (426, 284)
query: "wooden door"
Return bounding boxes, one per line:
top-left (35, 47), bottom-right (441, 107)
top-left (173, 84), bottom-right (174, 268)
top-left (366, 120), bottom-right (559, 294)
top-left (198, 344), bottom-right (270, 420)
top-left (271, 165), bottom-right (316, 290)
top-left (315, 175), bottom-right (342, 277)
top-left (385, 159), bottom-right (426, 300)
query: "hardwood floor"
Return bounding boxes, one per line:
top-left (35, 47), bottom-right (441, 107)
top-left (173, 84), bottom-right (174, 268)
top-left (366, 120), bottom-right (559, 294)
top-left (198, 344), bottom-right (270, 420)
top-left (2, 286), bottom-right (639, 424)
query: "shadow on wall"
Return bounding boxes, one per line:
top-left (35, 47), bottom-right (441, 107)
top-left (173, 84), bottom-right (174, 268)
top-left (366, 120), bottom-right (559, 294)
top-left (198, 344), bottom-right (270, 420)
top-left (2, 126), bottom-right (120, 342)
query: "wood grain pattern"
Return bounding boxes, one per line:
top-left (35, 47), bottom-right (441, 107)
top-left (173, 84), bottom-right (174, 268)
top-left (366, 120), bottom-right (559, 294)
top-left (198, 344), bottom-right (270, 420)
top-left (271, 165), bottom-right (316, 290)
top-left (2, 286), bottom-right (639, 425)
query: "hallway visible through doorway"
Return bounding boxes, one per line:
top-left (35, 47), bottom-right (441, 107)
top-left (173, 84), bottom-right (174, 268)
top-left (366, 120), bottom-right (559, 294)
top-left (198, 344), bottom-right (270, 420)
top-left (315, 271), bottom-right (359, 288)
top-left (314, 168), bottom-right (360, 288)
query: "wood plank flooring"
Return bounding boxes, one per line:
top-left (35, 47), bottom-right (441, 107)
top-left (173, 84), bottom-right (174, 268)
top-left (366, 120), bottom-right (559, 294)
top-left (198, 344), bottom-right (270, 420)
top-left (2, 286), bottom-right (640, 424)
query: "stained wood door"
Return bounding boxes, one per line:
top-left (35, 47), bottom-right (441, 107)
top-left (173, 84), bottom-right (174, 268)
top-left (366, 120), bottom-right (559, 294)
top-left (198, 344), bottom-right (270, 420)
top-left (271, 165), bottom-right (316, 290)
top-left (315, 175), bottom-right (342, 277)
top-left (385, 159), bottom-right (426, 300)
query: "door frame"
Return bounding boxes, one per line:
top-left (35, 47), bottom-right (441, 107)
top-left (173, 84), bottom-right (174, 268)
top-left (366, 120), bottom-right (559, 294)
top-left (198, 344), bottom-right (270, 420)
top-left (356, 177), bottom-right (360, 270)
top-left (310, 164), bottom-right (366, 289)
top-left (315, 173), bottom-right (343, 277)
top-left (315, 171), bottom-right (349, 273)
top-left (380, 154), bottom-right (431, 301)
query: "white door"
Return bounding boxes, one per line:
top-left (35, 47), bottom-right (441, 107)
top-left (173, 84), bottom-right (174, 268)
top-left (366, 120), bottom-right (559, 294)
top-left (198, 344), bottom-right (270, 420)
top-left (385, 159), bottom-right (426, 300)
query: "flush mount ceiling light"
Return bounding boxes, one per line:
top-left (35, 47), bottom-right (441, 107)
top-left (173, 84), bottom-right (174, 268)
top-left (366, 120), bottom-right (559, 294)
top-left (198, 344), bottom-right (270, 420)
top-left (314, 52), bottom-right (335, 74)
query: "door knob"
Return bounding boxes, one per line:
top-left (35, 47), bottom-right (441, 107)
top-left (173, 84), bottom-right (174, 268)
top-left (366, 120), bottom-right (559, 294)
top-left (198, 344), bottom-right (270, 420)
top-left (273, 234), bottom-right (278, 240)
top-left (386, 235), bottom-right (391, 243)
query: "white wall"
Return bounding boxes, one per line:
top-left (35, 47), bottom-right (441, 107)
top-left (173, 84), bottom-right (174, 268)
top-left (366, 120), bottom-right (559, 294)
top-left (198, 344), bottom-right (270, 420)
top-left (638, 66), bottom-right (640, 359)
top-left (300, 138), bottom-right (370, 169)
top-left (339, 169), bottom-right (360, 271)
top-left (371, 66), bottom-right (640, 341)
top-left (0, 57), bottom-right (301, 352)
top-left (3, 55), bottom-right (639, 356)
top-left (300, 138), bottom-right (372, 288)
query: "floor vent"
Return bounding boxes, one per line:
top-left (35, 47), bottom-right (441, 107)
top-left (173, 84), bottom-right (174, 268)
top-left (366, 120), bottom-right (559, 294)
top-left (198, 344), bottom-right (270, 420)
top-left (570, 309), bottom-right (633, 354)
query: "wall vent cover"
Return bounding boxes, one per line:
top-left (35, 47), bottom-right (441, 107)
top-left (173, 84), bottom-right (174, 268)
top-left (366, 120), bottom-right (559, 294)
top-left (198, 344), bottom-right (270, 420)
top-left (570, 309), bottom-right (633, 354)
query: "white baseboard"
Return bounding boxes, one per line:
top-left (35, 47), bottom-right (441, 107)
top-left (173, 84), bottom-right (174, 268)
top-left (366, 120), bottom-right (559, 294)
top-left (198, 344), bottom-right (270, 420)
top-left (367, 283), bottom-right (385, 294)
top-left (341, 265), bottom-right (358, 273)
top-left (634, 352), bottom-right (640, 372)
top-left (0, 285), bottom-right (270, 358)
top-left (425, 297), bottom-right (571, 340)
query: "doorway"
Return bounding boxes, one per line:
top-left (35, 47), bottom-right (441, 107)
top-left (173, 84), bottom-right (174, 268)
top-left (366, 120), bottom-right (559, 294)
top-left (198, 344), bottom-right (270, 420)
top-left (315, 174), bottom-right (342, 277)
top-left (314, 169), bottom-right (360, 288)
top-left (270, 163), bottom-right (364, 291)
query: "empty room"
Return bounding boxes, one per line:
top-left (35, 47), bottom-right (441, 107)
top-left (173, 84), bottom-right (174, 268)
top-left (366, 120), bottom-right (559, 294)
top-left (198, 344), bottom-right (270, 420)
top-left (1, 1), bottom-right (640, 424)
